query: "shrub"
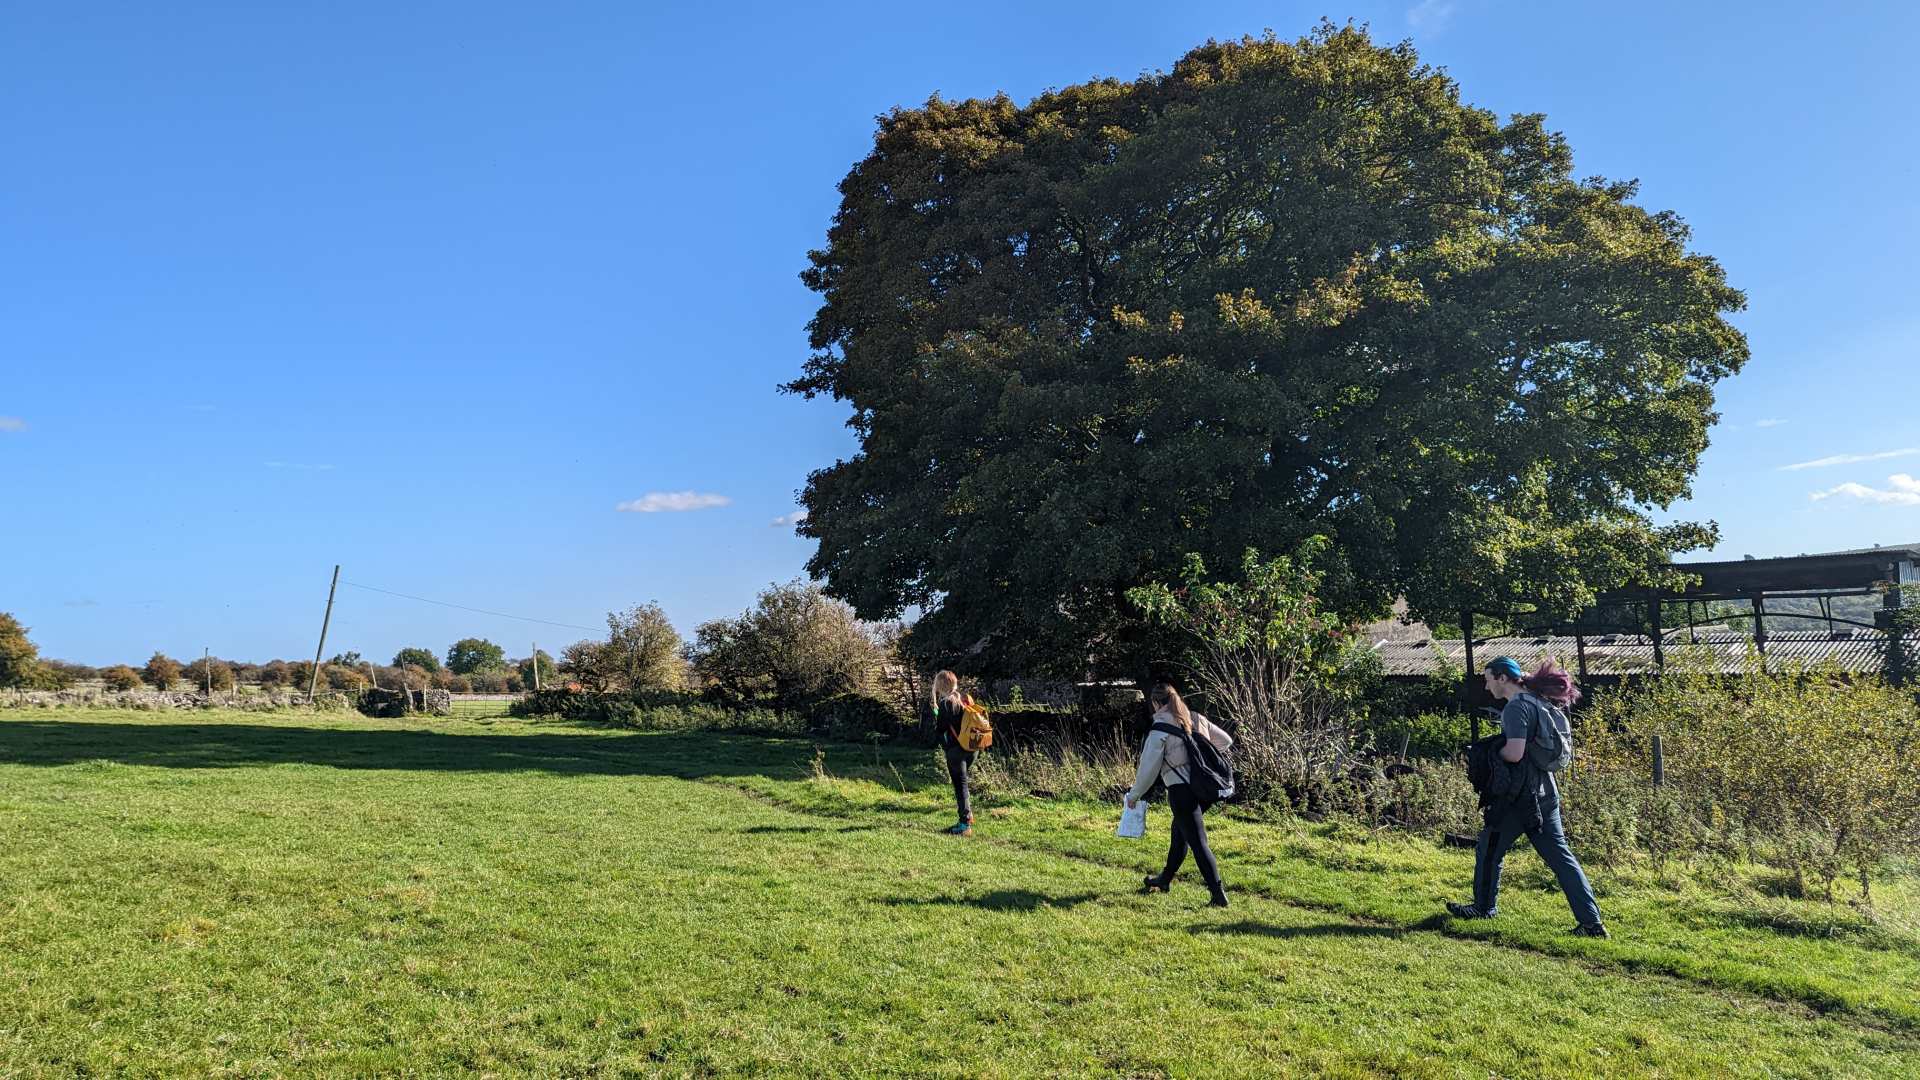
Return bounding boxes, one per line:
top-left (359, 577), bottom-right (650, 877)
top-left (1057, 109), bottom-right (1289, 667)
top-left (1363, 710), bottom-right (1473, 761)
top-left (464, 667), bottom-right (516, 693)
top-left (805, 693), bottom-right (913, 742)
top-left (142, 653), bottom-right (183, 691)
top-left (689, 581), bottom-right (886, 714)
top-left (1128, 540), bottom-right (1376, 805)
top-left (1304, 759), bottom-right (1483, 835)
top-left (1581, 658), bottom-right (1920, 899)
top-left (101, 665), bottom-right (143, 691)
top-left (511, 688), bottom-right (794, 734)
top-left (182, 656), bottom-right (236, 691)
top-left (0, 613), bottom-right (49, 689)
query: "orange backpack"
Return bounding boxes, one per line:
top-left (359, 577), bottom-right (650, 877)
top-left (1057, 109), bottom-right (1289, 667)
top-left (956, 695), bottom-right (993, 752)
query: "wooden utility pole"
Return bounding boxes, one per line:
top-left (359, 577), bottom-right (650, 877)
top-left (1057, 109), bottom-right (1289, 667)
top-left (307, 565), bottom-right (340, 704)
top-left (204, 648), bottom-right (211, 697)
top-left (531, 642), bottom-right (541, 691)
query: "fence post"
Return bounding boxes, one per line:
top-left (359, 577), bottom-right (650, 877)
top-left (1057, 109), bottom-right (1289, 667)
top-left (1651, 734), bottom-right (1665, 786)
top-left (1462, 610), bottom-right (1479, 743)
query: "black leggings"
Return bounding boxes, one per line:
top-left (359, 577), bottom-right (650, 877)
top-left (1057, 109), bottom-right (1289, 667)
top-left (1160, 783), bottom-right (1220, 888)
top-left (943, 739), bottom-right (975, 822)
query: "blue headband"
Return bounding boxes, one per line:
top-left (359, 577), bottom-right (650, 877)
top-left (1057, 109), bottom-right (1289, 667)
top-left (1485, 656), bottom-right (1525, 679)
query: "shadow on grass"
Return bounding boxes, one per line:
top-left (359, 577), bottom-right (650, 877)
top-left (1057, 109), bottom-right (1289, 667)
top-left (0, 720), bottom-right (926, 782)
top-left (1191, 920), bottom-right (1405, 940)
top-left (882, 890), bottom-right (1106, 913)
top-left (740, 824), bottom-right (878, 836)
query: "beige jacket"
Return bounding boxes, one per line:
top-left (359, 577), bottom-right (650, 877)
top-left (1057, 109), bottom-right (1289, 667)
top-left (1127, 711), bottom-right (1233, 802)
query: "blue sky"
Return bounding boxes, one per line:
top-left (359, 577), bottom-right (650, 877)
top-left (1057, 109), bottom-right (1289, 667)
top-left (3, 1), bottom-right (1916, 665)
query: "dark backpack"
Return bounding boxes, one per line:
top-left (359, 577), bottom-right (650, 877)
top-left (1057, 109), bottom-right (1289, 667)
top-left (1150, 721), bottom-right (1236, 807)
top-left (1516, 693), bottom-right (1573, 773)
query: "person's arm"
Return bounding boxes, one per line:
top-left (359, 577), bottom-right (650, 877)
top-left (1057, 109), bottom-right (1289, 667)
top-left (1199, 716), bottom-right (1233, 751)
top-left (1498, 698), bottom-right (1531, 762)
top-left (1126, 733), bottom-right (1167, 807)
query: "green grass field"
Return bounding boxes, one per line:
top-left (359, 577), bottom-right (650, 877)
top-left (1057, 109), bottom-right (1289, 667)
top-left (3, 709), bottom-right (1917, 1077)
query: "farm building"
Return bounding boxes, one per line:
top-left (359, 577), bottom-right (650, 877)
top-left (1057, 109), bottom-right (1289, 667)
top-left (1372, 541), bottom-right (1919, 702)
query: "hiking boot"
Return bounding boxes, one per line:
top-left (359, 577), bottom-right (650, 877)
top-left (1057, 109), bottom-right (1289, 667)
top-left (943, 821), bottom-right (973, 836)
top-left (1446, 901), bottom-right (1494, 920)
top-left (1571, 922), bottom-right (1611, 939)
top-left (1207, 886), bottom-right (1229, 909)
top-left (1140, 875), bottom-right (1172, 894)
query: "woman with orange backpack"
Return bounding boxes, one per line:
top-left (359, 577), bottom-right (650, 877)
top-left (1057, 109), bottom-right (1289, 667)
top-left (932, 670), bottom-right (985, 835)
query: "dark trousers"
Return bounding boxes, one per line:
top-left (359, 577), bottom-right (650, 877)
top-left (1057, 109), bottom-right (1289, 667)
top-left (1473, 792), bottom-right (1601, 925)
top-left (1160, 783), bottom-right (1221, 889)
top-left (943, 739), bottom-right (975, 822)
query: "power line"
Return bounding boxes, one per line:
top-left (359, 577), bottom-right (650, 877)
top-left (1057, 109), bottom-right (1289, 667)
top-left (339, 580), bottom-right (602, 633)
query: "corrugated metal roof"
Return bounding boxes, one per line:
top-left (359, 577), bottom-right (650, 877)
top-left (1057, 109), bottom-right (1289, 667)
top-left (1372, 631), bottom-right (1890, 677)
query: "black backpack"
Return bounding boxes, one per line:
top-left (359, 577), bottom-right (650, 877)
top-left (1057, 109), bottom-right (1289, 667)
top-left (1150, 721), bottom-right (1236, 807)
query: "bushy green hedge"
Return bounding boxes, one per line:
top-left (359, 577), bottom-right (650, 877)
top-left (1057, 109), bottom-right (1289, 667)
top-left (1575, 662), bottom-right (1920, 898)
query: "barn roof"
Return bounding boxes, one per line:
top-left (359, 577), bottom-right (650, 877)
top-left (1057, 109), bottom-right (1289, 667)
top-left (1371, 630), bottom-right (1889, 677)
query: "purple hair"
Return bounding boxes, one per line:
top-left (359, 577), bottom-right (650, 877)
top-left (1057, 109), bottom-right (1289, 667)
top-left (1521, 659), bottom-right (1581, 708)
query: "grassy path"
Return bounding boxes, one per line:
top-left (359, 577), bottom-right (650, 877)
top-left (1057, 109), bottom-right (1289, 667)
top-left (2, 710), bottom-right (1917, 1076)
top-left (714, 747), bottom-right (1920, 1034)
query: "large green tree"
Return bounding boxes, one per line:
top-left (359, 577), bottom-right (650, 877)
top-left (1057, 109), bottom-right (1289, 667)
top-left (393, 646), bottom-right (442, 673)
top-left (446, 638), bottom-right (506, 675)
top-left (787, 25), bottom-right (1747, 676)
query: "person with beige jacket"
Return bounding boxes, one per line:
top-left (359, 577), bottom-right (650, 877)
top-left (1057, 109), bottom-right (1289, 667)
top-left (1126, 683), bottom-right (1234, 907)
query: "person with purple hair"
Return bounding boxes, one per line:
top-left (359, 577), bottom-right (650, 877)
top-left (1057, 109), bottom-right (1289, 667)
top-left (1447, 656), bottom-right (1609, 938)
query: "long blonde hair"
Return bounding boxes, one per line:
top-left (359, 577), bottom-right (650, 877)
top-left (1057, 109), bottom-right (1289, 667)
top-left (931, 669), bottom-right (959, 708)
top-left (1149, 682), bottom-right (1192, 734)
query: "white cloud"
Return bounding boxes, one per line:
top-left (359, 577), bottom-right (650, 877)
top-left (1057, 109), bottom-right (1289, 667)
top-left (1810, 474), bottom-right (1920, 506)
top-left (0, 416), bottom-right (26, 433)
top-left (771, 510), bottom-right (809, 527)
top-left (1755, 418), bottom-right (1788, 429)
top-left (1779, 448), bottom-right (1919, 471)
top-left (616, 491), bottom-right (731, 513)
top-left (1408, 0), bottom-right (1458, 30)
top-left (265, 461), bottom-right (335, 471)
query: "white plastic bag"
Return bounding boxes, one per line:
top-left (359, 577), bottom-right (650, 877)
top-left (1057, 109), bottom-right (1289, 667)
top-left (1116, 797), bottom-right (1147, 839)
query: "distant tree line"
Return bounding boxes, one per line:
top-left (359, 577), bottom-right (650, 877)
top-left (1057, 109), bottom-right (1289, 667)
top-left (3, 590), bottom-right (904, 714)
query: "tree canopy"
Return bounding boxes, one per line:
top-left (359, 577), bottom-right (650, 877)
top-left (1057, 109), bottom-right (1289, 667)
top-left (788, 24), bottom-right (1747, 676)
top-left (446, 638), bottom-right (506, 675)
top-left (393, 647), bottom-right (442, 673)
